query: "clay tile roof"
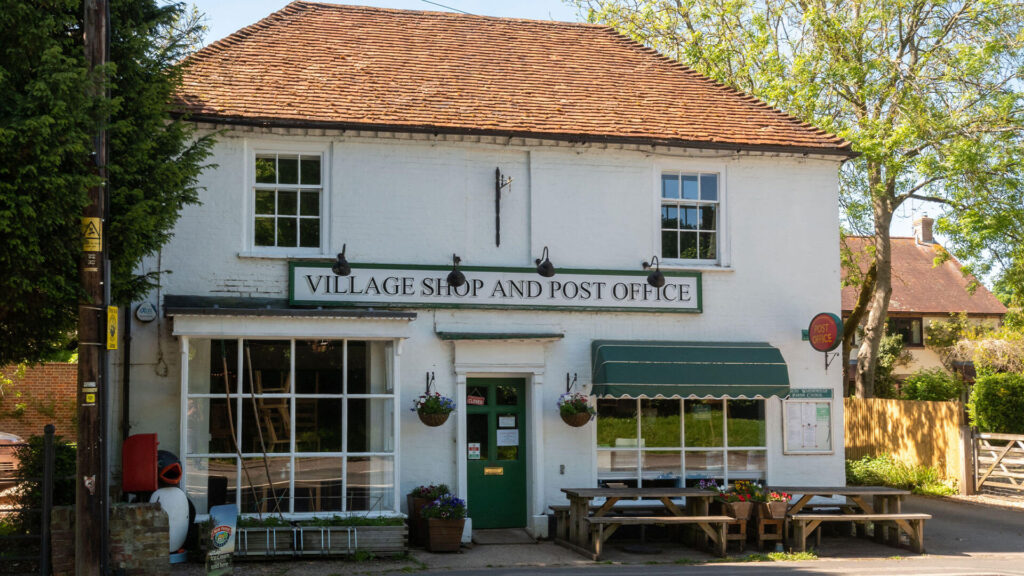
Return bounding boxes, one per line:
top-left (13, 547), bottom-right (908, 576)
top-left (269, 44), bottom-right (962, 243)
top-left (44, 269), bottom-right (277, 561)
top-left (841, 236), bottom-right (1007, 316)
top-left (175, 1), bottom-right (854, 155)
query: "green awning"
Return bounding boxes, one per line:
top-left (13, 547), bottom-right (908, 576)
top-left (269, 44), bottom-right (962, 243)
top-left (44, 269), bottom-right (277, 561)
top-left (591, 340), bottom-right (790, 399)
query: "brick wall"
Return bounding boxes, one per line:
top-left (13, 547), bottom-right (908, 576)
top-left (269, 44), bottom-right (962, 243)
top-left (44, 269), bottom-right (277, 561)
top-left (51, 503), bottom-right (170, 576)
top-left (0, 363), bottom-right (77, 440)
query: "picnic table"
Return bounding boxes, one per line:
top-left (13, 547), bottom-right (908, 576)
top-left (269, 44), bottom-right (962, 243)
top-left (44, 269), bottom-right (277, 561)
top-left (770, 486), bottom-right (929, 552)
top-left (557, 487), bottom-right (730, 558)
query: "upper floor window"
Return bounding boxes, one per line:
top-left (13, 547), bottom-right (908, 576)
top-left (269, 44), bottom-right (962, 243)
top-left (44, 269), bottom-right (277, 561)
top-left (254, 153), bottom-right (322, 249)
top-left (661, 172), bottom-right (719, 262)
top-left (888, 317), bottom-right (923, 347)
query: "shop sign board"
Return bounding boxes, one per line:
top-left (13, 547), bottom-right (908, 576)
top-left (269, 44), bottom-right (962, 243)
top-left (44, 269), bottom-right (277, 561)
top-left (290, 262), bottom-right (702, 313)
top-left (788, 388), bottom-right (833, 399)
top-left (807, 313), bottom-right (842, 352)
top-left (206, 504), bottom-right (237, 576)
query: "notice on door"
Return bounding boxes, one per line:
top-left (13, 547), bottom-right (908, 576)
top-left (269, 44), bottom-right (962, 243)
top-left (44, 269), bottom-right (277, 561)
top-left (498, 415), bottom-right (516, 428)
top-left (496, 429), bottom-right (519, 446)
top-left (468, 443), bottom-right (481, 460)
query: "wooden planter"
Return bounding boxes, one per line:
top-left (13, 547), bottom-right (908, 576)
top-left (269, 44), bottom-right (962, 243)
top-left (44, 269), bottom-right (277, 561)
top-left (560, 411), bottom-right (591, 427)
top-left (725, 501), bottom-right (753, 521)
top-left (407, 495), bottom-right (433, 546)
top-left (296, 525), bottom-right (407, 556)
top-left (425, 518), bottom-right (465, 553)
top-left (236, 526), bottom-right (295, 557)
top-left (759, 501), bottom-right (788, 520)
top-left (418, 411), bottom-right (450, 427)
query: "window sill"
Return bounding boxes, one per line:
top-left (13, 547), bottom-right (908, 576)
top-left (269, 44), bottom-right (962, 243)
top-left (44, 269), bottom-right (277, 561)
top-left (659, 263), bottom-right (734, 273)
top-left (237, 250), bottom-right (330, 260)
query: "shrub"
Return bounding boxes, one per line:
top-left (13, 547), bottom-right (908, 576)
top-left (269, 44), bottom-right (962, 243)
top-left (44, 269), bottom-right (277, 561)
top-left (967, 373), bottom-right (1024, 434)
top-left (901, 368), bottom-right (963, 401)
top-left (845, 454), bottom-right (956, 496)
top-left (874, 334), bottom-right (912, 398)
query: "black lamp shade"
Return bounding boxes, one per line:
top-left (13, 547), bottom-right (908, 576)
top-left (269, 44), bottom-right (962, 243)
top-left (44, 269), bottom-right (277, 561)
top-left (647, 269), bottom-right (666, 288)
top-left (332, 245), bottom-right (351, 276)
top-left (535, 246), bottom-right (555, 277)
top-left (447, 253), bottom-right (466, 287)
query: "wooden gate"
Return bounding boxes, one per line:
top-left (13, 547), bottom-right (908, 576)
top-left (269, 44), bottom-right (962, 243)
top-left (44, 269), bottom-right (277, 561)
top-left (974, 432), bottom-right (1024, 494)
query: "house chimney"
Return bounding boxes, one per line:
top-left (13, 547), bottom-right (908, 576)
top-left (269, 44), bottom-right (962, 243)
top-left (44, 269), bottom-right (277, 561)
top-left (914, 214), bottom-right (934, 244)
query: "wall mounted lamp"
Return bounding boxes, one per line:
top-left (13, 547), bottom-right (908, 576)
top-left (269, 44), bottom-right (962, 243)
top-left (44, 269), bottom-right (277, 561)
top-left (447, 253), bottom-right (466, 288)
top-left (642, 256), bottom-right (666, 288)
top-left (332, 244), bottom-right (351, 276)
top-left (535, 246), bottom-right (556, 277)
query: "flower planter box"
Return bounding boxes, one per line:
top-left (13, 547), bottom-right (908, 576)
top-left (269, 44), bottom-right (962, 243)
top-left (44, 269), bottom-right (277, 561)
top-left (407, 495), bottom-right (432, 546)
top-left (759, 501), bottom-right (788, 520)
top-left (426, 518), bottom-right (465, 553)
top-left (725, 501), bottom-right (753, 521)
top-left (296, 525), bottom-right (407, 556)
top-left (235, 526), bottom-right (295, 557)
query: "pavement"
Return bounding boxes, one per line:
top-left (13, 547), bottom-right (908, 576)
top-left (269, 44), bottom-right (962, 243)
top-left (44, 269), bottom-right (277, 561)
top-left (171, 494), bottom-right (1024, 575)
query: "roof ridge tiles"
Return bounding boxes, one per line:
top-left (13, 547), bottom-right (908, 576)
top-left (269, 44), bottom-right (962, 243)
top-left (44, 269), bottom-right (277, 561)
top-left (291, 0), bottom-right (609, 28)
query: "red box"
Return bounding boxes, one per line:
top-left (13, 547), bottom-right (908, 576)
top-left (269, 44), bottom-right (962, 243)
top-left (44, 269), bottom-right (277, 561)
top-left (122, 433), bottom-right (158, 492)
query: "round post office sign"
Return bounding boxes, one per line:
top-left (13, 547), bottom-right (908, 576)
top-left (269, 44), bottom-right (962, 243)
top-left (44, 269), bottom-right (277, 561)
top-left (808, 313), bottom-right (842, 352)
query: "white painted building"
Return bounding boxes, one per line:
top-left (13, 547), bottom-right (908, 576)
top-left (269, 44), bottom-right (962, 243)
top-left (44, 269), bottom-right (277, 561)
top-left (121, 2), bottom-right (854, 539)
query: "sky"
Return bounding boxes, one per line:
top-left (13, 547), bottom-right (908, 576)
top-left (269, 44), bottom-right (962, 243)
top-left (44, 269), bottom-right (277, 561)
top-left (188, 0), bottom-right (932, 238)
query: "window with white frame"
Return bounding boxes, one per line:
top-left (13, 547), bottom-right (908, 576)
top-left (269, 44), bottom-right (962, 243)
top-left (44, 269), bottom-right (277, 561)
top-left (660, 172), bottom-right (719, 262)
top-left (596, 399), bottom-right (765, 487)
top-left (253, 153), bottom-right (323, 249)
top-left (184, 338), bottom-right (396, 517)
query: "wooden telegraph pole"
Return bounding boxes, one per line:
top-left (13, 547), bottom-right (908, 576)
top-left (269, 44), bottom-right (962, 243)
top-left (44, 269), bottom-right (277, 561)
top-left (80, 1), bottom-right (109, 574)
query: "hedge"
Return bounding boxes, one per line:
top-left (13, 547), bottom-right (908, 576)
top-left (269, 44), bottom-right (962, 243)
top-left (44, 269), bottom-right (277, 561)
top-left (967, 373), bottom-right (1024, 434)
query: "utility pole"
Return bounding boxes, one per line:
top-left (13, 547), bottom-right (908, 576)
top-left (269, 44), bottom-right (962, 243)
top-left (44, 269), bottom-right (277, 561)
top-left (80, 1), bottom-right (109, 574)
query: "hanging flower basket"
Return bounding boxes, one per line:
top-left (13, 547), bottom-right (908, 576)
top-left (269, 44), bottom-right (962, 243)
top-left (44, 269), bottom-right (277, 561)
top-left (557, 392), bottom-right (594, 428)
top-left (412, 390), bottom-right (455, 427)
top-left (418, 411), bottom-right (450, 427)
top-left (560, 411), bottom-right (592, 428)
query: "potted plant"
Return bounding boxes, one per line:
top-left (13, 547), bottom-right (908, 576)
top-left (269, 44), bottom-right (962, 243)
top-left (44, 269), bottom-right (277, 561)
top-left (412, 392), bottom-right (456, 427)
top-left (407, 483), bottom-right (450, 546)
top-left (421, 494), bottom-right (467, 553)
top-left (759, 490), bottom-right (791, 520)
top-left (557, 392), bottom-right (595, 427)
top-left (701, 479), bottom-right (753, 521)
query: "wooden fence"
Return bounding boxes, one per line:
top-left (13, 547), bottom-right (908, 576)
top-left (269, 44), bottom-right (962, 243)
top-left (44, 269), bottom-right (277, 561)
top-left (844, 397), bottom-right (966, 483)
top-left (974, 433), bottom-right (1024, 494)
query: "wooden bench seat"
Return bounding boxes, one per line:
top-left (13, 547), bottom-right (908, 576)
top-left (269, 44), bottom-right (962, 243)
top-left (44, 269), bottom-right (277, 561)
top-left (549, 504), bottom-right (664, 541)
top-left (585, 515), bottom-right (733, 558)
top-left (789, 513), bottom-right (932, 553)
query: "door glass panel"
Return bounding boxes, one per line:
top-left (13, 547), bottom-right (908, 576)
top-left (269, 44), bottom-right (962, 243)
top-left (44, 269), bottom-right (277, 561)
top-left (496, 384), bottom-right (518, 405)
top-left (467, 386), bottom-right (488, 406)
top-left (467, 413), bottom-right (488, 460)
top-left (497, 446), bottom-right (518, 461)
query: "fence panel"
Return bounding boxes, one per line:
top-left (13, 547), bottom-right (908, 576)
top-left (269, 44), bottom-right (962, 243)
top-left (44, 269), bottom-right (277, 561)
top-left (844, 397), bottom-right (965, 481)
top-left (974, 432), bottom-right (1024, 495)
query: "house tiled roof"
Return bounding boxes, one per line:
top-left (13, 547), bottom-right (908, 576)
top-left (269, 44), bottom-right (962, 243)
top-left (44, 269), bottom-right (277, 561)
top-left (175, 2), bottom-right (854, 155)
top-left (841, 236), bottom-right (1007, 316)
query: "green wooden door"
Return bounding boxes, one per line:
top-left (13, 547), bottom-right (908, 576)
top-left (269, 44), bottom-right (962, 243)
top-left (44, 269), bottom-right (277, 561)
top-left (466, 378), bottom-right (527, 529)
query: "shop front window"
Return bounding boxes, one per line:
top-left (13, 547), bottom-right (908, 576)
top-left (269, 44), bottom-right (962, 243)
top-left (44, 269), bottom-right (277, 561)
top-left (185, 338), bottom-right (396, 517)
top-left (596, 398), bottom-right (766, 487)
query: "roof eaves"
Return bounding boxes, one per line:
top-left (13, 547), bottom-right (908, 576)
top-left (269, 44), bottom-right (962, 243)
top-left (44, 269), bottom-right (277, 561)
top-left (178, 113), bottom-right (860, 158)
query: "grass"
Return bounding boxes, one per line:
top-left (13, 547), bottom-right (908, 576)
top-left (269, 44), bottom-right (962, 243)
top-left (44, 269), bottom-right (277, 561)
top-left (846, 454), bottom-right (958, 496)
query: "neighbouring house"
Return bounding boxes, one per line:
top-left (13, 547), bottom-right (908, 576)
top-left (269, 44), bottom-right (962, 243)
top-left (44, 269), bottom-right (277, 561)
top-left (841, 215), bottom-right (1007, 384)
top-left (116, 1), bottom-right (853, 540)
top-left (0, 363), bottom-right (77, 441)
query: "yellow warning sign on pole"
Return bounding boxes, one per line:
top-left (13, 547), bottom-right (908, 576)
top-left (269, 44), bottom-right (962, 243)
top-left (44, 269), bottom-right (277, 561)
top-left (82, 217), bottom-right (102, 252)
top-left (107, 306), bottom-right (118, 350)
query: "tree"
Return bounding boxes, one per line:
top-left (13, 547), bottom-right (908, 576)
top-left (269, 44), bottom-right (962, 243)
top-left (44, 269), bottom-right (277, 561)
top-left (574, 0), bottom-right (1024, 397)
top-left (0, 0), bottom-right (214, 365)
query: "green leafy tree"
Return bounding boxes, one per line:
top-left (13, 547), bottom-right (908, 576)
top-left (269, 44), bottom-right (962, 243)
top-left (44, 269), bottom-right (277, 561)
top-left (574, 0), bottom-right (1024, 397)
top-left (873, 333), bottom-right (911, 399)
top-left (0, 1), bottom-right (214, 364)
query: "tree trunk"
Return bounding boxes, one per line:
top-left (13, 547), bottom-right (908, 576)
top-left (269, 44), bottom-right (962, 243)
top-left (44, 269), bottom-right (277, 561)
top-left (855, 178), bottom-right (896, 398)
top-left (842, 262), bottom-right (875, 397)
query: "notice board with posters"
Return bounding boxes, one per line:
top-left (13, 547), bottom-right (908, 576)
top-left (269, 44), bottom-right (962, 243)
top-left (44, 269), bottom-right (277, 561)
top-left (783, 389), bottom-right (833, 454)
